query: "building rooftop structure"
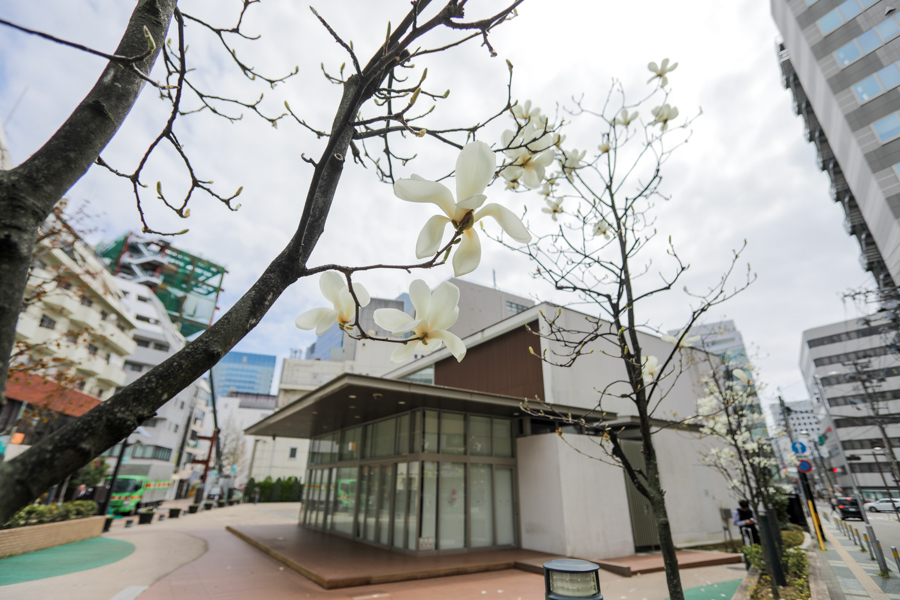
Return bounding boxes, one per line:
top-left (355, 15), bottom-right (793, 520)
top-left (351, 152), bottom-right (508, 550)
top-left (98, 233), bottom-right (227, 338)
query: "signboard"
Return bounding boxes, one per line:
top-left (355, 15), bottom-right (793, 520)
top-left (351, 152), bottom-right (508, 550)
top-left (797, 460), bottom-right (813, 473)
top-left (792, 441), bottom-right (807, 455)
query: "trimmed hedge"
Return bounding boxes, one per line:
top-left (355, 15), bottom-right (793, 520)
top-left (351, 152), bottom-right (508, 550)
top-left (2, 501), bottom-right (98, 529)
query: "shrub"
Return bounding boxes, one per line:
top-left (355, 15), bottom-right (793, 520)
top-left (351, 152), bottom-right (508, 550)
top-left (1, 500), bottom-right (100, 529)
top-left (743, 544), bottom-right (808, 585)
top-left (782, 530), bottom-right (804, 548)
top-left (258, 477), bottom-right (274, 502)
top-left (270, 478), bottom-right (283, 502)
top-left (244, 477), bottom-right (256, 502)
top-left (288, 478), bottom-right (302, 502)
top-left (281, 477), bottom-right (293, 501)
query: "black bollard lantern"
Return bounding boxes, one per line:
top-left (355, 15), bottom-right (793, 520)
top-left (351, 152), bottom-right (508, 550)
top-left (542, 559), bottom-right (603, 600)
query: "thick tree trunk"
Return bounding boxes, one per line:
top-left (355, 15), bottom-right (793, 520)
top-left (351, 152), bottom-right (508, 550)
top-left (642, 444), bottom-right (685, 600)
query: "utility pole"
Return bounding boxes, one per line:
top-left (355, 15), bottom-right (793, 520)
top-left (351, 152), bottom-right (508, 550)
top-left (779, 397), bottom-right (825, 542)
top-left (847, 361), bottom-right (900, 490)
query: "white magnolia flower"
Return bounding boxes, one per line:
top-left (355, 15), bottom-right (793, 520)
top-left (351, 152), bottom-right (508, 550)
top-left (374, 280), bottom-right (466, 363)
top-left (733, 369), bottom-right (751, 385)
top-left (394, 141), bottom-right (532, 276)
top-left (642, 355), bottom-right (660, 384)
top-left (593, 219), bottom-right (613, 240)
top-left (598, 136), bottom-right (611, 154)
top-left (559, 148), bottom-right (586, 183)
top-left (660, 329), bottom-right (700, 348)
top-left (511, 99), bottom-right (542, 124)
top-left (650, 104), bottom-right (679, 131)
top-left (500, 147), bottom-right (556, 189)
top-left (542, 198), bottom-right (563, 221)
top-left (539, 180), bottom-right (557, 198)
top-left (647, 58), bottom-right (678, 87)
top-left (615, 109), bottom-right (638, 127)
top-left (295, 271), bottom-right (370, 335)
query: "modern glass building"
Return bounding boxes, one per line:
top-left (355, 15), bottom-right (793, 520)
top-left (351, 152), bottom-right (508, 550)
top-left (212, 351), bottom-right (276, 397)
top-left (302, 409), bottom-right (516, 553)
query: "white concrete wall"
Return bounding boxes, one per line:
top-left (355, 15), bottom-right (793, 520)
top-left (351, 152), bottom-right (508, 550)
top-left (517, 430), bottom-right (738, 559)
top-left (517, 433), bottom-right (635, 559)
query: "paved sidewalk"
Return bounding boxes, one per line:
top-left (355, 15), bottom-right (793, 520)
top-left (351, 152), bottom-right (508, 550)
top-left (819, 513), bottom-right (900, 600)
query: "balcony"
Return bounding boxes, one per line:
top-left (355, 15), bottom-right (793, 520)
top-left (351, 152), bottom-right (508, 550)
top-left (98, 322), bottom-right (137, 356)
top-left (43, 293), bottom-right (80, 316)
top-left (73, 349), bottom-right (106, 376)
top-left (15, 312), bottom-right (39, 341)
top-left (69, 304), bottom-right (102, 329)
top-left (97, 362), bottom-right (126, 387)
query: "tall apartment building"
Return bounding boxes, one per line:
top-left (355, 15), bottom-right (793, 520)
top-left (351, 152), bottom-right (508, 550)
top-left (677, 320), bottom-right (750, 366)
top-left (772, 0), bottom-right (900, 289)
top-left (4, 210), bottom-right (139, 459)
top-left (801, 314), bottom-right (900, 498)
top-left (115, 277), bottom-right (211, 494)
top-left (770, 399), bottom-right (823, 467)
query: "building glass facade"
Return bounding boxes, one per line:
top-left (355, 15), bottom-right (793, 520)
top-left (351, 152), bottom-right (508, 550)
top-left (211, 351), bottom-right (276, 397)
top-left (302, 409), bottom-right (517, 554)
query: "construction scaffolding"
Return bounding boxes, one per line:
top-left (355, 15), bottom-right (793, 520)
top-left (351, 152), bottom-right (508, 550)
top-left (98, 233), bottom-right (227, 338)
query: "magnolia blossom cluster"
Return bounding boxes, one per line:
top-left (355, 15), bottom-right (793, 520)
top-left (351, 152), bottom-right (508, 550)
top-left (296, 141), bottom-right (533, 364)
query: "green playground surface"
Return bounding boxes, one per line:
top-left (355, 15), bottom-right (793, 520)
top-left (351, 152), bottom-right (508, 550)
top-left (0, 536), bottom-right (134, 586)
top-left (669, 578), bottom-right (744, 600)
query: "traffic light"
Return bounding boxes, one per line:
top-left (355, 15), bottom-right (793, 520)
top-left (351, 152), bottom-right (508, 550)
top-left (832, 467), bottom-right (841, 473)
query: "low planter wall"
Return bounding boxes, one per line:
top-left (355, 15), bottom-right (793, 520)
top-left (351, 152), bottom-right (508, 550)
top-left (0, 516), bottom-right (105, 559)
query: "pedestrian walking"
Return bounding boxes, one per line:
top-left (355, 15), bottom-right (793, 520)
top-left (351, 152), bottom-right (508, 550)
top-left (252, 486), bottom-right (260, 505)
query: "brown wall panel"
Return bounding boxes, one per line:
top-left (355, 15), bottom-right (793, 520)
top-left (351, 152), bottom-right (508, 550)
top-left (434, 322), bottom-right (543, 400)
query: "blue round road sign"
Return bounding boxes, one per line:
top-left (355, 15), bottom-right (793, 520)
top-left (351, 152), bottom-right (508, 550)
top-left (797, 460), bottom-right (813, 473)
top-left (792, 441), bottom-right (808, 454)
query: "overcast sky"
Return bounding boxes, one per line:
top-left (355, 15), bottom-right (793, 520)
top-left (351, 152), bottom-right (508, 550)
top-left (0, 1), bottom-right (876, 409)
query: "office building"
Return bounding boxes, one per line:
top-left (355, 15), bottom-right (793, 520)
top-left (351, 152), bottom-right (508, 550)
top-left (249, 303), bottom-right (738, 559)
top-left (769, 398), bottom-right (823, 467)
top-left (212, 351), bottom-right (277, 398)
top-left (801, 313), bottom-right (900, 498)
top-left (772, 0), bottom-right (900, 289)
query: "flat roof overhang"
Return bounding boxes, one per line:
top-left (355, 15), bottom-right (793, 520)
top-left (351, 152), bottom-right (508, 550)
top-left (246, 373), bottom-right (612, 439)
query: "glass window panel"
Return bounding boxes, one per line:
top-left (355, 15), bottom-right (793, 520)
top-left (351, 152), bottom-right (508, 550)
top-left (363, 424), bottom-right (374, 459)
top-left (340, 426), bottom-right (362, 461)
top-left (365, 466), bottom-right (380, 542)
top-left (876, 18), bottom-right (900, 42)
top-left (468, 416), bottom-right (492, 456)
top-left (420, 461), bottom-right (438, 550)
top-left (312, 470), bottom-right (324, 528)
top-left (393, 463), bottom-right (408, 548)
top-left (332, 467), bottom-right (357, 535)
top-left (470, 464), bottom-right (494, 548)
top-left (374, 418), bottom-right (397, 457)
top-left (493, 419), bottom-right (513, 458)
top-left (424, 410), bottom-right (439, 453)
top-left (853, 75), bottom-right (883, 103)
top-left (894, 164), bottom-right (900, 180)
top-left (835, 41), bottom-right (862, 67)
top-left (806, 0), bottom-right (818, 4)
top-left (407, 462), bottom-right (420, 550)
top-left (874, 113), bottom-right (900, 142)
top-left (379, 465), bottom-right (394, 545)
top-left (494, 467), bottom-right (515, 546)
top-left (356, 466), bottom-right (369, 539)
top-left (859, 0), bottom-right (878, 7)
top-left (438, 462), bottom-right (466, 550)
top-left (839, 0), bottom-right (861, 20)
top-left (397, 413), bottom-right (410, 456)
top-left (310, 438), bottom-right (320, 465)
top-left (303, 469), bottom-right (313, 525)
top-left (818, 9), bottom-right (844, 35)
top-left (324, 468), bottom-right (336, 528)
top-left (413, 410), bottom-right (423, 453)
top-left (857, 29), bottom-right (881, 53)
top-left (440, 413), bottom-right (466, 455)
top-left (878, 64), bottom-right (900, 90)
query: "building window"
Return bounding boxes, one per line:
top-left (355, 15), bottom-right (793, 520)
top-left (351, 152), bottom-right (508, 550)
top-left (813, 345), bottom-right (891, 367)
top-left (874, 113), bottom-right (900, 143)
top-left (135, 338), bottom-right (151, 348)
top-left (834, 14), bottom-right (900, 69)
top-left (152, 342), bottom-right (170, 352)
top-left (88, 344), bottom-right (99, 357)
top-left (136, 315), bottom-right (153, 323)
top-left (180, 400), bottom-right (185, 410)
top-left (100, 310), bottom-right (109, 320)
top-left (76, 381), bottom-right (86, 390)
top-left (65, 332), bottom-right (78, 344)
top-left (80, 296), bottom-right (93, 307)
top-left (506, 300), bottom-right (528, 314)
top-left (137, 295), bottom-right (151, 303)
top-left (289, 447), bottom-right (297, 459)
top-left (807, 324), bottom-right (885, 347)
top-left (125, 362), bottom-right (143, 372)
top-left (39, 315), bottom-right (56, 330)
